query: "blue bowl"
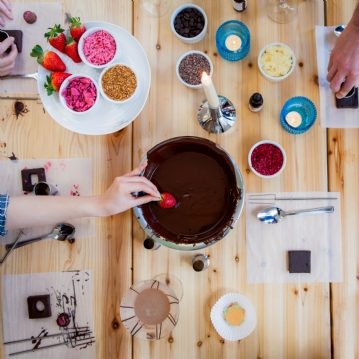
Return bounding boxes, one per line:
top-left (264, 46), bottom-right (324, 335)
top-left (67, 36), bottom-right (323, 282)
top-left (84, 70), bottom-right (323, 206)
top-left (216, 20), bottom-right (250, 62)
top-left (280, 96), bottom-right (317, 135)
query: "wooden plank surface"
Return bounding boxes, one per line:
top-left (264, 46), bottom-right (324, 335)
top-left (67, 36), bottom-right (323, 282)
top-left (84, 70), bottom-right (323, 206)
top-left (0, 1), bottom-right (133, 359)
top-left (326, 2), bottom-right (359, 359)
top-left (133, 1), bottom-right (329, 359)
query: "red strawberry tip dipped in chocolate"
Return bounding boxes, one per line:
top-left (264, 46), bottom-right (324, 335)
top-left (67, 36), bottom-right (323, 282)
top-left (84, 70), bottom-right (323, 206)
top-left (44, 72), bottom-right (72, 96)
top-left (158, 192), bottom-right (177, 209)
top-left (30, 45), bottom-right (66, 72)
top-left (44, 24), bottom-right (66, 53)
top-left (69, 17), bottom-right (86, 43)
top-left (65, 36), bottom-right (82, 63)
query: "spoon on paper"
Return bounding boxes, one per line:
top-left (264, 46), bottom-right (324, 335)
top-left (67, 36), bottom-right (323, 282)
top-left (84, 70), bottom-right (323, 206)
top-left (334, 25), bottom-right (346, 37)
top-left (257, 206), bottom-right (334, 224)
top-left (5, 223), bottom-right (76, 251)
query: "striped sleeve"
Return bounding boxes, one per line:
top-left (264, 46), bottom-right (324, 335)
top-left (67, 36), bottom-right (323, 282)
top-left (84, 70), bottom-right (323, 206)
top-left (0, 194), bottom-right (9, 236)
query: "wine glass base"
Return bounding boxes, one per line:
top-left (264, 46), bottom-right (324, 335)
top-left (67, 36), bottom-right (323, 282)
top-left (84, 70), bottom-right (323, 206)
top-left (153, 273), bottom-right (183, 302)
top-left (140, 0), bottom-right (172, 17)
top-left (266, 0), bottom-right (299, 24)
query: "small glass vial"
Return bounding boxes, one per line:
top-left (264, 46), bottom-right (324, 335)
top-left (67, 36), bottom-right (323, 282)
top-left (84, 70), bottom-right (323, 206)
top-left (192, 254), bottom-right (210, 272)
top-left (143, 238), bottom-right (161, 250)
top-left (232, 0), bottom-right (247, 12)
top-left (249, 93), bottom-right (263, 112)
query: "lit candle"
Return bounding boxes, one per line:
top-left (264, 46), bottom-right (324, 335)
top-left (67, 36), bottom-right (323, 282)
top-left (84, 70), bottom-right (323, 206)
top-left (285, 111), bottom-right (302, 128)
top-left (201, 72), bottom-right (220, 108)
top-left (225, 35), bottom-right (242, 52)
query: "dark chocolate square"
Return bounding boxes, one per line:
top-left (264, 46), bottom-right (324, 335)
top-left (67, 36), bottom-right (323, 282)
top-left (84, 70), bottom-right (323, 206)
top-left (288, 250), bottom-right (311, 273)
top-left (21, 168), bottom-right (46, 191)
top-left (335, 87), bottom-right (359, 109)
top-left (27, 295), bottom-right (52, 319)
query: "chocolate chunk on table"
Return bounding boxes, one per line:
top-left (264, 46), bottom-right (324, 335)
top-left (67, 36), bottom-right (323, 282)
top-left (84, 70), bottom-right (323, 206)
top-left (21, 167), bottom-right (46, 191)
top-left (27, 295), bottom-right (52, 319)
top-left (335, 87), bottom-right (359, 109)
top-left (288, 250), bottom-right (311, 273)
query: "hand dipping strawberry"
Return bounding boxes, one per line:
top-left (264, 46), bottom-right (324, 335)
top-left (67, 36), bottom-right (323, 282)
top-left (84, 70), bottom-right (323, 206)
top-left (158, 193), bottom-right (176, 209)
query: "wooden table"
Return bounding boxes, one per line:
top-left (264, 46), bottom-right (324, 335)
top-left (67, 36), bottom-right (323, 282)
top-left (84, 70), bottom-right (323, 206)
top-left (0, 0), bottom-right (357, 358)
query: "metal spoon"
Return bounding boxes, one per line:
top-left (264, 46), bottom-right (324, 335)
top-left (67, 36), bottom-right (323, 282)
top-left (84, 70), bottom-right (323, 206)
top-left (5, 223), bottom-right (76, 251)
top-left (257, 206), bottom-right (334, 224)
top-left (0, 72), bottom-right (38, 80)
top-left (334, 25), bottom-right (346, 37)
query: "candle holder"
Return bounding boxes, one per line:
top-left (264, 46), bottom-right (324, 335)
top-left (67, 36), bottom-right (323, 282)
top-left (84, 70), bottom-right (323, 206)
top-left (280, 96), bottom-right (317, 135)
top-left (216, 20), bottom-right (250, 62)
top-left (197, 95), bottom-right (236, 134)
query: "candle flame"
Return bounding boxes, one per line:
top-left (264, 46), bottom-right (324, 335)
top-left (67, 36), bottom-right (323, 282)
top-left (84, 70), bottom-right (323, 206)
top-left (201, 71), bottom-right (209, 81)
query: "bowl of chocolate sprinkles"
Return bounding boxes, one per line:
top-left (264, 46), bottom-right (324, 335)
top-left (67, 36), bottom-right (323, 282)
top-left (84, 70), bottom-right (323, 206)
top-left (170, 4), bottom-right (207, 44)
top-left (176, 50), bottom-right (213, 89)
top-left (99, 62), bottom-right (138, 104)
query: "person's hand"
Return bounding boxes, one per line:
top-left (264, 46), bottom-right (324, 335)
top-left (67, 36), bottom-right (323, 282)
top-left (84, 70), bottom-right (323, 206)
top-left (96, 161), bottom-right (161, 216)
top-left (0, 37), bottom-right (18, 76)
top-left (0, 0), bottom-right (13, 26)
top-left (327, 22), bottom-right (359, 99)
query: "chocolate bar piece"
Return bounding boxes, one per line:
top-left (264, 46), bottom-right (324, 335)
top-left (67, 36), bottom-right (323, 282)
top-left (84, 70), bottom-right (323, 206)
top-left (21, 168), bottom-right (46, 191)
top-left (288, 250), bottom-right (311, 273)
top-left (27, 295), bottom-right (52, 319)
top-left (335, 87), bottom-right (359, 109)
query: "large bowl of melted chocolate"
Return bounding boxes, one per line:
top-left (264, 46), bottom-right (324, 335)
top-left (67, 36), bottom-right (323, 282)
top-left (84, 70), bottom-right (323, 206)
top-left (134, 137), bottom-right (244, 250)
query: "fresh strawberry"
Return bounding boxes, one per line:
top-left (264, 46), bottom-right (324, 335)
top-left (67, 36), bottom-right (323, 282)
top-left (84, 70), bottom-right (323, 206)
top-left (30, 45), bottom-right (66, 72)
top-left (65, 36), bottom-right (82, 63)
top-left (44, 24), bottom-right (66, 53)
top-left (158, 193), bottom-right (176, 209)
top-left (69, 17), bottom-right (86, 43)
top-left (44, 72), bottom-right (72, 96)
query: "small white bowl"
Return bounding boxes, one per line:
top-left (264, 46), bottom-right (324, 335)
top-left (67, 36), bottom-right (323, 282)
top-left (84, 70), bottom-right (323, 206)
top-left (258, 42), bottom-right (296, 82)
top-left (59, 74), bottom-right (100, 115)
top-left (78, 27), bottom-right (120, 69)
top-left (176, 50), bottom-right (213, 89)
top-left (248, 140), bottom-right (287, 178)
top-left (170, 4), bottom-right (207, 44)
top-left (99, 62), bottom-right (139, 104)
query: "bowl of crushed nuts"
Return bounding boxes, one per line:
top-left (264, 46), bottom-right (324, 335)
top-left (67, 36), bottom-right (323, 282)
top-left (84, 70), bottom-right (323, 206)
top-left (99, 62), bottom-right (138, 104)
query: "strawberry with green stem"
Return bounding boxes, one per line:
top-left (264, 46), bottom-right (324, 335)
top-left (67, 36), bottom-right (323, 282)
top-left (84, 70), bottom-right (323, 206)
top-left (69, 17), bottom-right (86, 43)
top-left (44, 72), bottom-right (72, 96)
top-left (65, 36), bottom-right (82, 63)
top-left (44, 24), bottom-right (66, 53)
top-left (30, 45), bottom-right (66, 72)
top-left (158, 193), bottom-right (177, 209)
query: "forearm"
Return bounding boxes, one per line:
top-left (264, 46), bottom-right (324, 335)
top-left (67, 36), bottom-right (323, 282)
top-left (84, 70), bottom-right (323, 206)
top-left (5, 195), bottom-right (102, 230)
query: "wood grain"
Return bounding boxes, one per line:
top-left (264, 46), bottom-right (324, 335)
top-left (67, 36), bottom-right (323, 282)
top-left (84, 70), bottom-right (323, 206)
top-left (326, 2), bottom-right (359, 359)
top-left (133, 1), bottom-right (329, 358)
top-left (0, 1), bottom-right (133, 359)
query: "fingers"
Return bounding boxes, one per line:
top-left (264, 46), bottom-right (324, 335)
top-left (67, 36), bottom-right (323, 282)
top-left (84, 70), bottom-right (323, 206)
top-left (131, 194), bottom-right (161, 207)
top-left (336, 78), bottom-right (358, 99)
top-left (123, 161), bottom-right (148, 177)
top-left (0, 37), bottom-right (15, 55)
top-left (326, 65), bottom-right (338, 84)
top-left (0, 1), bottom-right (13, 24)
top-left (125, 181), bottom-right (160, 199)
top-left (1, 0), bottom-right (12, 11)
top-left (120, 175), bottom-right (159, 196)
top-left (327, 56), bottom-right (333, 72)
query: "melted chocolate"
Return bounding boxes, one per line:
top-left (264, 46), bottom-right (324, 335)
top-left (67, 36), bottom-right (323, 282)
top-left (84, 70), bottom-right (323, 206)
top-left (141, 137), bottom-right (241, 245)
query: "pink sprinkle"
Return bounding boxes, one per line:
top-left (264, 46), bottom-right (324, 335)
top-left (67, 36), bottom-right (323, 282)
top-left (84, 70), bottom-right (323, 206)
top-left (23, 166), bottom-right (28, 170)
top-left (74, 185), bottom-right (79, 189)
top-left (43, 162), bottom-right (52, 170)
top-left (83, 30), bottom-right (116, 65)
top-left (61, 77), bottom-right (97, 112)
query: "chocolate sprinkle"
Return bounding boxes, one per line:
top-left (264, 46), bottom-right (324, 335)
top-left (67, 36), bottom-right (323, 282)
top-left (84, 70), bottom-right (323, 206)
top-left (179, 54), bottom-right (210, 86)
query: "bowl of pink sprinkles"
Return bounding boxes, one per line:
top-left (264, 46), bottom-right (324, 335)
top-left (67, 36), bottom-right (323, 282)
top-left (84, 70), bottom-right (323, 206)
top-left (78, 27), bottom-right (119, 69)
top-left (248, 140), bottom-right (286, 178)
top-left (59, 74), bottom-right (100, 115)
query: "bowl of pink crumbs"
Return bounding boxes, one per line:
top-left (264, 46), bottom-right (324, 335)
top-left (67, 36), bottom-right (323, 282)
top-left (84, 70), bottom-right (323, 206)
top-left (59, 74), bottom-right (99, 115)
top-left (78, 27), bottom-right (119, 69)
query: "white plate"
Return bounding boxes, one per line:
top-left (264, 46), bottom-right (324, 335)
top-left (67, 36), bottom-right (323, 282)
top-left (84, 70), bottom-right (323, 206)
top-left (38, 21), bottom-right (151, 135)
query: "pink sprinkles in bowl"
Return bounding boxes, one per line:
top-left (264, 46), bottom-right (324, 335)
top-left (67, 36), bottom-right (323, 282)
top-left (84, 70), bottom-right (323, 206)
top-left (251, 143), bottom-right (284, 176)
top-left (61, 77), bottom-right (97, 112)
top-left (83, 30), bottom-right (116, 65)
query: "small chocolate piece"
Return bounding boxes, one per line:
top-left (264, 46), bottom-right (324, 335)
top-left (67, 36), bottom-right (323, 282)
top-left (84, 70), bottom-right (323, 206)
top-left (27, 295), bottom-right (52, 319)
top-left (173, 7), bottom-right (205, 39)
top-left (288, 250), bottom-right (311, 273)
top-left (335, 87), bottom-right (359, 109)
top-left (21, 168), bottom-right (46, 191)
top-left (56, 312), bottom-right (71, 327)
top-left (23, 11), bottom-right (37, 24)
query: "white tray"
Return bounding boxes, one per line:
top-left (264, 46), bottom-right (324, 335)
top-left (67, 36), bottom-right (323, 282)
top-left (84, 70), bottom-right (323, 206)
top-left (38, 21), bottom-right (151, 135)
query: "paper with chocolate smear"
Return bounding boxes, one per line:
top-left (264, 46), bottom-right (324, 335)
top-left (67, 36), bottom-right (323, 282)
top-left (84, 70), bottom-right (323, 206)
top-left (0, 2), bottom-right (63, 96)
top-left (2, 270), bottom-right (96, 359)
top-left (246, 192), bottom-right (343, 283)
top-left (0, 158), bottom-right (95, 244)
